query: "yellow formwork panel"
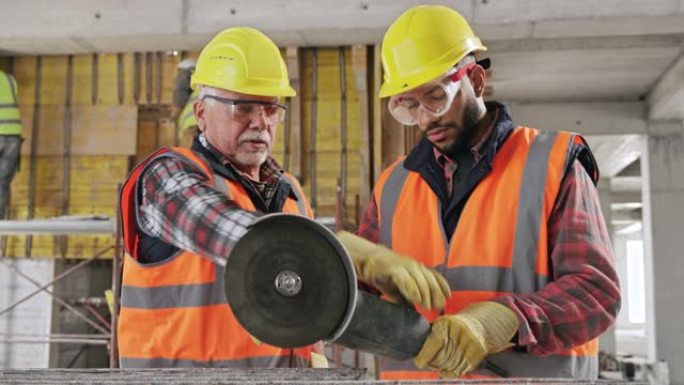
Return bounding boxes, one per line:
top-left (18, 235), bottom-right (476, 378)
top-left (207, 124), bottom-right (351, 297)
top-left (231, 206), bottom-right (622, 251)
top-left (137, 53), bottom-right (154, 105)
top-left (121, 53), bottom-right (136, 106)
top-left (5, 155), bottom-right (127, 259)
top-left (72, 55), bottom-right (94, 105)
top-left (13, 56), bottom-right (37, 106)
top-left (68, 156), bottom-right (128, 204)
top-left (160, 53), bottom-right (179, 105)
top-left (270, 119), bottom-right (288, 167)
top-left (300, 47), bottom-right (363, 222)
top-left (39, 56), bottom-right (68, 105)
top-left (97, 53), bottom-right (120, 105)
top-left (135, 52), bottom-right (178, 106)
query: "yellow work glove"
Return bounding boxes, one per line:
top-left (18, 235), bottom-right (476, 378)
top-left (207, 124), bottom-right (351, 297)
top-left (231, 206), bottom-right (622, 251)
top-left (336, 231), bottom-right (451, 310)
top-left (414, 301), bottom-right (519, 378)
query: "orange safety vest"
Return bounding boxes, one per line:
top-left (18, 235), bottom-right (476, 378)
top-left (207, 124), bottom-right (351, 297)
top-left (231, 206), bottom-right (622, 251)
top-left (118, 147), bottom-right (314, 368)
top-left (374, 127), bottom-right (599, 380)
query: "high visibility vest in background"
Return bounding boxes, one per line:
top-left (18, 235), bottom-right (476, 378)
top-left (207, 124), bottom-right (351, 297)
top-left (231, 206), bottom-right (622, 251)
top-left (0, 71), bottom-right (22, 136)
top-left (118, 147), bottom-right (313, 368)
top-left (178, 90), bottom-right (199, 136)
top-left (374, 127), bottom-right (599, 380)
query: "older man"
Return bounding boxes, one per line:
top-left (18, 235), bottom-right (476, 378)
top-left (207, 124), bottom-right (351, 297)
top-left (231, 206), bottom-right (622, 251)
top-left (117, 26), bottom-right (449, 369)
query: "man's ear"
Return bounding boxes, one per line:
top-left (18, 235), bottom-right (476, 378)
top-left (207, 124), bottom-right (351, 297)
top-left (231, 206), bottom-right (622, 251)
top-left (194, 100), bottom-right (205, 132)
top-left (470, 65), bottom-right (487, 98)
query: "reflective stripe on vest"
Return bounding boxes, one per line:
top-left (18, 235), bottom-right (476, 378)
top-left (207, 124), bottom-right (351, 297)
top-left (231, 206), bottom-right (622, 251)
top-left (0, 72), bottom-right (21, 135)
top-left (120, 264), bottom-right (226, 309)
top-left (280, 176), bottom-right (309, 216)
top-left (376, 127), bottom-right (597, 379)
top-left (118, 147), bottom-right (313, 368)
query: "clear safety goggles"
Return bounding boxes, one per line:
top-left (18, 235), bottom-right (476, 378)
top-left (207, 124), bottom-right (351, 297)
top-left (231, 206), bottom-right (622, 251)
top-left (202, 94), bottom-right (288, 125)
top-left (388, 62), bottom-right (476, 126)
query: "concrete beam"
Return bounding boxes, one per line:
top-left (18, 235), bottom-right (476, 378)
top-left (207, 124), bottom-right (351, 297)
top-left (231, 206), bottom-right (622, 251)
top-left (648, 52), bottom-right (684, 120)
top-left (508, 102), bottom-right (647, 135)
top-left (1, 0), bottom-right (684, 54)
top-left (617, 159), bottom-right (641, 177)
top-left (611, 176), bottom-right (643, 192)
top-left (611, 209), bottom-right (642, 222)
top-left (611, 191), bottom-right (642, 204)
top-left (585, 135), bottom-right (641, 178)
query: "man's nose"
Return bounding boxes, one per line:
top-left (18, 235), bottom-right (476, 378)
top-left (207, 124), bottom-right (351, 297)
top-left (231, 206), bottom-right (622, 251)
top-left (417, 108), bottom-right (440, 132)
top-left (249, 107), bottom-right (269, 130)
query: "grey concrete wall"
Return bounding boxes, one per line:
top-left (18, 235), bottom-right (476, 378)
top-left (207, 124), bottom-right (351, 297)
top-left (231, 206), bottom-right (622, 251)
top-left (642, 121), bottom-right (684, 385)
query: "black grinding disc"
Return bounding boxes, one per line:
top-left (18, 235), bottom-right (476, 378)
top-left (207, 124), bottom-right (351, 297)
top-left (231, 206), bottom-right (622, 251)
top-left (225, 214), bottom-right (356, 348)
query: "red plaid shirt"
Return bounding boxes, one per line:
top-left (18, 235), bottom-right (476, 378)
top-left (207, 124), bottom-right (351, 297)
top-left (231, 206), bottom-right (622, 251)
top-left (358, 159), bottom-right (620, 355)
top-left (136, 134), bottom-right (286, 266)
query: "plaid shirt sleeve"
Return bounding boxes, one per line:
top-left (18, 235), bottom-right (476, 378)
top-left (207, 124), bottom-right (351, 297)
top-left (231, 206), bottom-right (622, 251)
top-left (137, 156), bottom-right (258, 267)
top-left (357, 193), bottom-right (380, 243)
top-left (494, 159), bottom-right (621, 354)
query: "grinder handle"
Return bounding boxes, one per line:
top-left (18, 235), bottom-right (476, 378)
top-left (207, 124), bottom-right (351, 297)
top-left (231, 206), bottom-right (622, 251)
top-left (333, 291), bottom-right (509, 377)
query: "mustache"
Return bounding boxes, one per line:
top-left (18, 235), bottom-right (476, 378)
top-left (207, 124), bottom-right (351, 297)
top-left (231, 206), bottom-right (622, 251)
top-left (424, 122), bottom-right (458, 136)
top-left (238, 129), bottom-right (271, 144)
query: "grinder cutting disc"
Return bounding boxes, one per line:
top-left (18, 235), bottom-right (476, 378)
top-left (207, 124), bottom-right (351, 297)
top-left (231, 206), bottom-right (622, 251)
top-left (225, 214), bottom-right (357, 348)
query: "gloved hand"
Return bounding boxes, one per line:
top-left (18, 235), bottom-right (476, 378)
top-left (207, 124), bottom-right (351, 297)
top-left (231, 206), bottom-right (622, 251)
top-left (414, 301), bottom-right (519, 378)
top-left (336, 231), bottom-right (451, 310)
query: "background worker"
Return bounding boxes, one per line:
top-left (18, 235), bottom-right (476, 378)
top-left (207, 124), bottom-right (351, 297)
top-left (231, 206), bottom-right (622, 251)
top-left (0, 69), bottom-right (22, 220)
top-left (172, 59), bottom-right (200, 147)
top-left (358, 5), bottom-right (621, 380)
top-left (117, 26), bottom-right (450, 368)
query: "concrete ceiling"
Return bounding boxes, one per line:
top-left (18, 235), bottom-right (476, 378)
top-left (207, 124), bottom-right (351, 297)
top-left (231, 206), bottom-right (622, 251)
top-left (2, 0), bottom-right (684, 111)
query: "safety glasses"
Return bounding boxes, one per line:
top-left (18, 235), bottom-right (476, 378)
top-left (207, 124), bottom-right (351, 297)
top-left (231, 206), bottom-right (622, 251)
top-left (388, 62), bottom-right (475, 126)
top-left (202, 94), bottom-right (288, 125)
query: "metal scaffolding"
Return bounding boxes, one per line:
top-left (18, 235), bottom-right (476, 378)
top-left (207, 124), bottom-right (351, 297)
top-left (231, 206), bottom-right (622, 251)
top-left (0, 215), bottom-right (121, 368)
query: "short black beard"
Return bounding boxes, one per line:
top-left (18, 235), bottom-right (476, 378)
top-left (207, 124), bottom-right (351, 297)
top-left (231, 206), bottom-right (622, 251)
top-left (445, 100), bottom-right (481, 156)
top-left (425, 99), bottom-right (482, 157)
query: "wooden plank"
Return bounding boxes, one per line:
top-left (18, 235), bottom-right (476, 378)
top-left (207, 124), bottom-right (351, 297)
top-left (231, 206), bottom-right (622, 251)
top-left (136, 106), bottom-right (175, 161)
top-left (158, 116), bottom-right (176, 147)
top-left (300, 48), bottom-right (314, 204)
top-left (372, 45), bottom-right (383, 183)
top-left (352, 45), bottom-right (370, 218)
top-left (136, 117), bottom-right (159, 162)
top-left (381, 99), bottom-right (405, 169)
top-left (0, 57), bottom-right (11, 73)
top-left (121, 52), bottom-right (136, 105)
top-left (313, 150), bottom-right (362, 219)
top-left (20, 106), bottom-right (137, 155)
top-left (71, 106), bottom-right (137, 155)
top-left (285, 47), bottom-right (303, 180)
top-left (373, 44), bottom-right (405, 170)
top-left (160, 52), bottom-right (177, 105)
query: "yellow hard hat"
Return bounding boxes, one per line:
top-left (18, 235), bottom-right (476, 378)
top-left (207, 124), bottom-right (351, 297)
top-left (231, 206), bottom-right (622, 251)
top-left (379, 5), bottom-right (486, 98)
top-left (191, 27), bottom-right (295, 97)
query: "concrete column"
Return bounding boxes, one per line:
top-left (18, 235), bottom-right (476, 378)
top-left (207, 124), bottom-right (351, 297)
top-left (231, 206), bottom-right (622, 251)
top-left (642, 121), bottom-right (684, 384)
top-left (596, 179), bottom-right (617, 355)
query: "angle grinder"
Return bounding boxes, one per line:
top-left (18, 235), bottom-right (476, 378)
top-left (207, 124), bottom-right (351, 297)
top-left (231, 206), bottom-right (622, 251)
top-left (224, 213), bottom-right (431, 360)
